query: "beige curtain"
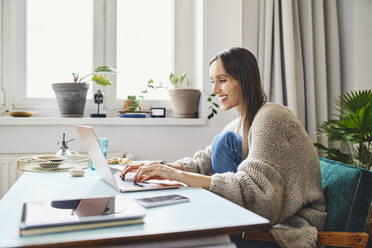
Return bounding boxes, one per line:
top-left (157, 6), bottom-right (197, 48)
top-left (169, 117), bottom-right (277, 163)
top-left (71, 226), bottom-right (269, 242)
top-left (243, 0), bottom-right (341, 142)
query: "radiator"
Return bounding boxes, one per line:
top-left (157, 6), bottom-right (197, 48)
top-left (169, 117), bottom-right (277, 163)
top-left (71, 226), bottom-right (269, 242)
top-left (0, 152), bottom-right (124, 199)
top-left (0, 153), bottom-right (27, 199)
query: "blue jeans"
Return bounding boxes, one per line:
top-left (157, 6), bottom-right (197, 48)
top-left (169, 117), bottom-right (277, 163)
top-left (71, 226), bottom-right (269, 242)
top-left (212, 131), bottom-right (280, 248)
top-left (211, 130), bottom-right (243, 174)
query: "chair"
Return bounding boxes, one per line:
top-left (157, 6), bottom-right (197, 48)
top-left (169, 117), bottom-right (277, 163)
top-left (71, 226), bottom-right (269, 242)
top-left (242, 158), bottom-right (372, 248)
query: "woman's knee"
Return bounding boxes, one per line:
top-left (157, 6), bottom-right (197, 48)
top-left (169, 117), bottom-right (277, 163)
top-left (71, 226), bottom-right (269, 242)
top-left (213, 130), bottom-right (241, 151)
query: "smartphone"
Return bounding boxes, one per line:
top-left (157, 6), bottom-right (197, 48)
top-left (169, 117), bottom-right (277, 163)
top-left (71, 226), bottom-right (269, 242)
top-left (136, 194), bottom-right (190, 208)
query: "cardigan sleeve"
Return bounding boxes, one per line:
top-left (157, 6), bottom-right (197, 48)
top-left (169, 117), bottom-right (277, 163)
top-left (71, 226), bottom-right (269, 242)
top-left (175, 146), bottom-right (213, 176)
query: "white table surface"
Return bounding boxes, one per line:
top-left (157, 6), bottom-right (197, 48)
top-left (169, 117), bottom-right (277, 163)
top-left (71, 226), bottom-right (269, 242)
top-left (0, 169), bottom-right (270, 247)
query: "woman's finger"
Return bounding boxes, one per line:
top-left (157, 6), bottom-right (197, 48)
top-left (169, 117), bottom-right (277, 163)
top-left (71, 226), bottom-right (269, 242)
top-left (121, 163), bottom-right (143, 179)
top-left (121, 164), bottom-right (135, 177)
top-left (137, 170), bottom-right (157, 183)
top-left (132, 165), bottom-right (148, 182)
top-left (133, 164), bottom-right (158, 182)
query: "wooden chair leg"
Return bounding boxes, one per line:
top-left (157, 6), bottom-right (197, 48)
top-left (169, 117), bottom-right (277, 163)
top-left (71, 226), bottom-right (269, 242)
top-left (242, 231), bottom-right (369, 248)
top-left (317, 231), bottom-right (369, 248)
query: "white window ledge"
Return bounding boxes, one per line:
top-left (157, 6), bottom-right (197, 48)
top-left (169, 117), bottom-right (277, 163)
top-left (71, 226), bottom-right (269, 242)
top-left (0, 117), bottom-right (207, 126)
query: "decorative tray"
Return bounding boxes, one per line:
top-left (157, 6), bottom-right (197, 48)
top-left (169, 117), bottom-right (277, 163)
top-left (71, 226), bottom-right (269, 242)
top-left (17, 152), bottom-right (89, 172)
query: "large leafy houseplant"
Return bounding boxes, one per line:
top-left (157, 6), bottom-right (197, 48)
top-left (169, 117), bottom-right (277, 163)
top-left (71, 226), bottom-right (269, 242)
top-left (314, 89), bottom-right (372, 170)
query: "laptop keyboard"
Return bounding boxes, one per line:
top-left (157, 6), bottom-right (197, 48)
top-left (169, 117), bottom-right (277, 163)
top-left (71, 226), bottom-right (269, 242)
top-left (115, 173), bottom-right (155, 189)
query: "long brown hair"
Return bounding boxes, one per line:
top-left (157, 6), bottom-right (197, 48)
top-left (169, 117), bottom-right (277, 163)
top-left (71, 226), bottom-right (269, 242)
top-left (210, 47), bottom-right (267, 158)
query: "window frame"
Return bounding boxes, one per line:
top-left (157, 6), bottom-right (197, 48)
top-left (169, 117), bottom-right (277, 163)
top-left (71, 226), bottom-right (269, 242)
top-left (1, 0), bottom-right (179, 115)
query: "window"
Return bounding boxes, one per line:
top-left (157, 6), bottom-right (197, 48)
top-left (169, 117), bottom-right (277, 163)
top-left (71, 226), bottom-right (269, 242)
top-left (27, 0), bottom-right (93, 99)
top-left (116, 0), bottom-right (173, 100)
top-left (1, 0), bottom-right (178, 115)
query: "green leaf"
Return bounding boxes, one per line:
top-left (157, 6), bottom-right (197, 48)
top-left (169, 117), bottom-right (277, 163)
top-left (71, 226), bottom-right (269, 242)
top-left (168, 72), bottom-right (188, 88)
top-left (128, 99), bottom-right (141, 112)
top-left (169, 73), bottom-right (175, 83)
top-left (314, 143), bottom-right (328, 151)
top-left (180, 73), bottom-right (187, 83)
top-left (92, 74), bottom-right (112, 86)
top-left (314, 142), bottom-right (353, 164)
top-left (94, 66), bottom-right (117, 74)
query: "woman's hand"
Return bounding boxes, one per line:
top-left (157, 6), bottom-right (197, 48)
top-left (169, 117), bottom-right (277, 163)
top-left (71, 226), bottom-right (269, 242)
top-left (131, 162), bottom-right (181, 183)
top-left (120, 161), bottom-right (182, 181)
top-left (121, 161), bottom-right (212, 189)
top-left (120, 161), bottom-right (148, 180)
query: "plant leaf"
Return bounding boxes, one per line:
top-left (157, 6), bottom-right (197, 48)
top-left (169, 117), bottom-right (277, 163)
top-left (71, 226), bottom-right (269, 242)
top-left (94, 66), bottom-right (117, 74)
top-left (180, 73), bottom-right (187, 83)
top-left (92, 74), bottom-right (112, 86)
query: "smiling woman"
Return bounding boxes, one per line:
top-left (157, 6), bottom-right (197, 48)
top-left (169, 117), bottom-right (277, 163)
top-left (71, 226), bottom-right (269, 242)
top-left (121, 47), bottom-right (327, 248)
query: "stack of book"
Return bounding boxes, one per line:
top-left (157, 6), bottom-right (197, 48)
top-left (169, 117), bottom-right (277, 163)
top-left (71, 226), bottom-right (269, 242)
top-left (117, 110), bottom-right (152, 118)
top-left (19, 196), bottom-right (145, 236)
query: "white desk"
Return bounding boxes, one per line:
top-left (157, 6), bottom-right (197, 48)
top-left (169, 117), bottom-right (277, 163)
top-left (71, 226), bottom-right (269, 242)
top-left (0, 170), bottom-right (270, 247)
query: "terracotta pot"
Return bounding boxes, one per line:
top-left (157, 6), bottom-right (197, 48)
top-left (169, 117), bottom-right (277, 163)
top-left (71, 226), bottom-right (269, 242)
top-left (168, 89), bottom-right (201, 118)
top-left (123, 99), bottom-right (134, 112)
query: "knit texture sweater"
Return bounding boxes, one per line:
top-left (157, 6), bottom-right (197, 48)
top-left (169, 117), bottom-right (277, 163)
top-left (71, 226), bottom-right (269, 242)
top-left (177, 103), bottom-right (327, 248)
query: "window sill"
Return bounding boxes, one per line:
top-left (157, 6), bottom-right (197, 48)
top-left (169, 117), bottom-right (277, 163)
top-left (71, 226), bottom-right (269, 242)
top-left (0, 117), bottom-right (207, 126)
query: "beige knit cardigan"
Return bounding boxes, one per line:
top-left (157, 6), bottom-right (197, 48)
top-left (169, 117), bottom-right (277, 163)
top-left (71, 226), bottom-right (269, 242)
top-left (177, 103), bottom-right (327, 248)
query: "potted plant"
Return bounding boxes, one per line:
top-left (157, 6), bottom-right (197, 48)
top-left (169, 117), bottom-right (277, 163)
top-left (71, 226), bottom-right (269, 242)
top-left (314, 89), bottom-right (372, 170)
top-left (146, 74), bottom-right (219, 119)
top-left (167, 73), bottom-right (200, 118)
top-left (123, 95), bottom-right (141, 112)
top-left (146, 73), bottom-right (201, 118)
top-left (52, 66), bottom-right (116, 117)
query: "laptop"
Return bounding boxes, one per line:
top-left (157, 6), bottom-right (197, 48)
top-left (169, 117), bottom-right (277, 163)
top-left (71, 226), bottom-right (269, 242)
top-left (76, 125), bottom-right (183, 192)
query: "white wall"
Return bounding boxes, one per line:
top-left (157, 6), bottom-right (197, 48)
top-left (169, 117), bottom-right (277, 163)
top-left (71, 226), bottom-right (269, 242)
top-left (0, 0), bottom-right (241, 161)
top-left (338, 0), bottom-right (372, 92)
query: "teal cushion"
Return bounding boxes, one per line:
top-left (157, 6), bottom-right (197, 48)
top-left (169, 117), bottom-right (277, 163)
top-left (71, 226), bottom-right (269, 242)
top-left (320, 158), bottom-right (372, 232)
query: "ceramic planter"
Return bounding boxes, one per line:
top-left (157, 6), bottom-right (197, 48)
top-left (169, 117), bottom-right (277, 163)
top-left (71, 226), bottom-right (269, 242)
top-left (168, 89), bottom-right (201, 118)
top-left (52, 83), bottom-right (89, 117)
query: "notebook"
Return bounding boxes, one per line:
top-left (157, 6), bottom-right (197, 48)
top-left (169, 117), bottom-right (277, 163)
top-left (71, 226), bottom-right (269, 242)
top-left (76, 125), bottom-right (183, 192)
top-left (19, 195), bottom-right (145, 236)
